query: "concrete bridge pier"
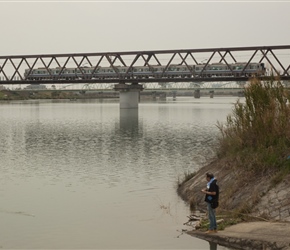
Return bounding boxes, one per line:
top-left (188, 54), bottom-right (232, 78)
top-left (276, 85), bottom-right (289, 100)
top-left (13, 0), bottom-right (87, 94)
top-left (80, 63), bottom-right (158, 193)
top-left (209, 90), bottom-right (214, 98)
top-left (172, 91), bottom-right (177, 100)
top-left (194, 89), bottom-right (201, 98)
top-left (120, 108), bottom-right (138, 132)
top-left (114, 83), bottom-right (143, 109)
top-left (160, 92), bottom-right (167, 100)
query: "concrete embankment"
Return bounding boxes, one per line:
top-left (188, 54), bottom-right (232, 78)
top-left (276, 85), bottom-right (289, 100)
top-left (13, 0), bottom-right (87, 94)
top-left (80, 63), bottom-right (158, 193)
top-left (188, 221), bottom-right (290, 250)
top-left (177, 158), bottom-right (290, 249)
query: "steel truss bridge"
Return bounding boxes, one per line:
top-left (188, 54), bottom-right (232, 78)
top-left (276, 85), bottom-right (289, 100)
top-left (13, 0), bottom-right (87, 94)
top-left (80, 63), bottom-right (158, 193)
top-left (0, 45), bottom-right (290, 88)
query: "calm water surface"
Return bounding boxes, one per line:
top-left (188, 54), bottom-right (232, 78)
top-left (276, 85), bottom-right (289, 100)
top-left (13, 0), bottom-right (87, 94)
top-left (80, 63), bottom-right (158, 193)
top-left (0, 97), bottom-right (240, 249)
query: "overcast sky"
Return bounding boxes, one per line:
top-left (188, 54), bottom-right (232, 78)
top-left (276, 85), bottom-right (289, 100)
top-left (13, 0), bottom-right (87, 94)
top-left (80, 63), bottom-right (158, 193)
top-left (0, 1), bottom-right (290, 56)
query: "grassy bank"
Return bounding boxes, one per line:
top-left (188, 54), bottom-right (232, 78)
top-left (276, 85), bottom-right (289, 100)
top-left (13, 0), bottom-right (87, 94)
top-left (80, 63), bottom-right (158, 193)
top-left (178, 76), bottom-right (290, 225)
top-left (217, 77), bottom-right (290, 177)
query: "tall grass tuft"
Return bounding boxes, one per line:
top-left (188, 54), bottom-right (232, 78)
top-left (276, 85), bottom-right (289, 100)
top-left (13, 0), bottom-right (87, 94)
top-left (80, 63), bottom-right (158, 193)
top-left (217, 76), bottom-right (290, 174)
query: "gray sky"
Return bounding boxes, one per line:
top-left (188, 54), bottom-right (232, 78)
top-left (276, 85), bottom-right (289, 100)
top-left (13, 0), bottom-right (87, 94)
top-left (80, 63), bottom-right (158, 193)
top-left (0, 1), bottom-right (290, 56)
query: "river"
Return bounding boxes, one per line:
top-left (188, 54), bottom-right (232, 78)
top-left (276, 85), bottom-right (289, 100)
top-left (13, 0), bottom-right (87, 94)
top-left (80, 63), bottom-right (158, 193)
top-left (0, 96), bottom-right (239, 249)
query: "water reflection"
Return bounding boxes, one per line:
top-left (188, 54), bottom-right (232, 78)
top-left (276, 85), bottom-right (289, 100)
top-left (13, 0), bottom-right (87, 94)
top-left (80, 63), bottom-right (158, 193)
top-left (209, 241), bottom-right (218, 250)
top-left (0, 98), bottom-right (238, 249)
top-left (120, 108), bottom-right (139, 131)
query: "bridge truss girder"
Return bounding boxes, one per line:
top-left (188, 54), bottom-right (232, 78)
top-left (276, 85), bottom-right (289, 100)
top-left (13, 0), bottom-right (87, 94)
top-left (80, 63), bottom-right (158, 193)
top-left (0, 45), bottom-right (290, 85)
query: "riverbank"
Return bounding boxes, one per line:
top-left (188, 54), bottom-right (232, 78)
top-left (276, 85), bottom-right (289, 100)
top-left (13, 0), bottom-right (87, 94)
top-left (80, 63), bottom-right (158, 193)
top-left (177, 158), bottom-right (290, 249)
top-left (0, 89), bottom-right (119, 100)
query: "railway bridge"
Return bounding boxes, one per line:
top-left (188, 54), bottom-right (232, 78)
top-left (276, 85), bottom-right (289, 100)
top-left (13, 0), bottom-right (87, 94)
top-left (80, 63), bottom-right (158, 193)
top-left (1, 45), bottom-right (289, 108)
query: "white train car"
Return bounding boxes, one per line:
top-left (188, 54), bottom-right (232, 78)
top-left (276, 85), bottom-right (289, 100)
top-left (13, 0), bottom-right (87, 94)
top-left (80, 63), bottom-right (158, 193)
top-left (24, 62), bottom-right (266, 80)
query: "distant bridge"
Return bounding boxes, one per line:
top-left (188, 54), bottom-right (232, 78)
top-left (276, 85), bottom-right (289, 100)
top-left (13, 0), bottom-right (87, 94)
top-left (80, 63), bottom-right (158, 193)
top-left (0, 45), bottom-right (290, 86)
top-left (15, 82), bottom-right (244, 92)
top-left (80, 81), bottom-right (246, 91)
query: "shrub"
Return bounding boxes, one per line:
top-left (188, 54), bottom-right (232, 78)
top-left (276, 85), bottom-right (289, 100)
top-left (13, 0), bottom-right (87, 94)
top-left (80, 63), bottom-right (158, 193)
top-left (217, 76), bottom-right (290, 173)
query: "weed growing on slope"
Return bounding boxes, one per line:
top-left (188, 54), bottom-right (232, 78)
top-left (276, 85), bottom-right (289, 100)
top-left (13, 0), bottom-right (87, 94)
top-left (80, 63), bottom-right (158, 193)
top-left (217, 76), bottom-right (290, 179)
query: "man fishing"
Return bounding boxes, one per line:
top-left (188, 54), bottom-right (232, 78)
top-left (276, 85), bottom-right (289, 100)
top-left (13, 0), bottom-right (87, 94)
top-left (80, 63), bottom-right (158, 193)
top-left (201, 172), bottom-right (219, 233)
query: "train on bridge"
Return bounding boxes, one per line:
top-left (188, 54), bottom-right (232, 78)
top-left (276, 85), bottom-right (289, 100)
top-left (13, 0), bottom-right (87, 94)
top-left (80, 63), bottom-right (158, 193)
top-left (24, 62), bottom-right (266, 81)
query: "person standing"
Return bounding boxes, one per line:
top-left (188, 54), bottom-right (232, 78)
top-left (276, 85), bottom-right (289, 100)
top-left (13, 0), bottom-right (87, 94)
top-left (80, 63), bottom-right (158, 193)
top-left (201, 172), bottom-right (219, 233)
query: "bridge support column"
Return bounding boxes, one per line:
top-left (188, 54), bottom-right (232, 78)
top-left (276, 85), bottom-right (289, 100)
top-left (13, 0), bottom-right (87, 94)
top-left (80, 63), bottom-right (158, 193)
top-left (120, 109), bottom-right (138, 131)
top-left (237, 91), bottom-right (245, 97)
top-left (114, 83), bottom-right (143, 109)
top-left (209, 90), bottom-right (214, 98)
top-left (159, 92), bottom-right (167, 100)
top-left (172, 91), bottom-right (177, 100)
top-left (194, 89), bottom-right (201, 99)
